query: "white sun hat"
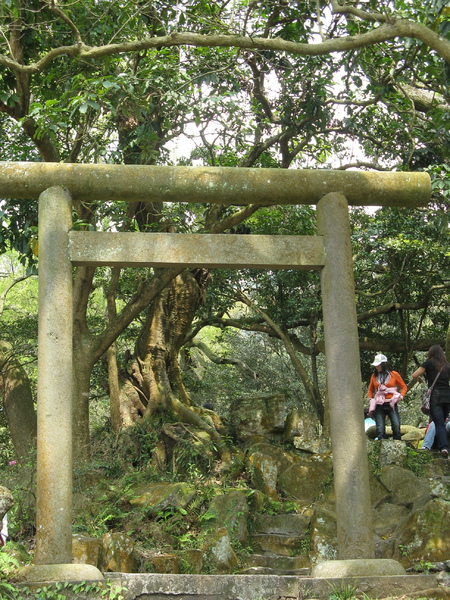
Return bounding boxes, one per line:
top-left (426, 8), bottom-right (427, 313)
top-left (371, 353), bottom-right (388, 366)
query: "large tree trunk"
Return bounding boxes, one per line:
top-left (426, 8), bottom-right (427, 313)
top-left (0, 341), bottom-right (37, 460)
top-left (123, 269), bottom-right (210, 418)
top-left (120, 268), bottom-right (234, 466)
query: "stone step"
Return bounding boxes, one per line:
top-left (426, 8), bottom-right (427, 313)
top-left (253, 512), bottom-right (310, 535)
top-left (249, 532), bottom-right (307, 555)
top-left (100, 573), bottom-right (438, 600)
top-left (249, 513), bottom-right (310, 556)
top-left (243, 553), bottom-right (309, 573)
top-left (239, 566), bottom-right (310, 575)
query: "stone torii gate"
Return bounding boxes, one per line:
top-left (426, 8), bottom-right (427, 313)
top-left (0, 162), bottom-right (430, 580)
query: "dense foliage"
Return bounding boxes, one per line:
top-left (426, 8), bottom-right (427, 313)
top-left (0, 1), bottom-right (448, 457)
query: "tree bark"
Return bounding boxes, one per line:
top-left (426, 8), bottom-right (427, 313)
top-left (0, 341), bottom-right (37, 460)
top-left (124, 269), bottom-right (210, 417)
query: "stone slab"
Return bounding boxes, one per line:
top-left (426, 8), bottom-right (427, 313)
top-left (69, 232), bottom-right (325, 270)
top-left (19, 563), bottom-right (104, 582)
top-left (107, 573), bottom-right (438, 600)
top-left (0, 162), bottom-right (431, 207)
top-left (16, 573), bottom-right (439, 599)
top-left (311, 558), bottom-right (406, 577)
top-left (298, 575), bottom-right (438, 600)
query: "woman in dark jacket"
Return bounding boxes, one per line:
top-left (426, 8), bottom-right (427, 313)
top-left (413, 345), bottom-right (450, 458)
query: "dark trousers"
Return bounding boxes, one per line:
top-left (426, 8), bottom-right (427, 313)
top-left (373, 403), bottom-right (401, 440)
top-left (430, 402), bottom-right (450, 451)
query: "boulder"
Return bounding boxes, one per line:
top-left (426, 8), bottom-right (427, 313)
top-left (430, 477), bottom-right (450, 501)
top-left (278, 457), bottom-right (332, 504)
top-left (183, 549), bottom-right (203, 573)
top-left (309, 505), bottom-right (337, 566)
top-left (366, 425), bottom-right (424, 441)
top-left (249, 513), bottom-right (311, 557)
top-left (253, 513), bottom-right (311, 536)
top-left (379, 439), bottom-right (407, 468)
top-left (369, 472), bottom-right (392, 507)
top-left (148, 553), bottom-right (179, 573)
top-left (0, 486), bottom-right (13, 520)
top-left (72, 534), bottom-right (101, 567)
top-left (246, 442), bottom-right (299, 472)
top-left (129, 482), bottom-right (196, 514)
top-left (230, 394), bottom-right (285, 441)
top-left (379, 465), bottom-right (431, 511)
top-left (246, 451), bottom-right (279, 500)
top-left (202, 527), bottom-right (238, 574)
top-left (201, 490), bottom-right (249, 544)
top-left (292, 435), bottom-right (328, 455)
top-left (99, 532), bottom-right (140, 573)
top-left (394, 498), bottom-right (450, 566)
top-left (284, 409), bottom-right (326, 454)
top-left (372, 503), bottom-right (410, 538)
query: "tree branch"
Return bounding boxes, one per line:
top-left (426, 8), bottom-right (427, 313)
top-left (357, 284), bottom-right (450, 321)
top-left (236, 290), bottom-right (324, 422)
top-left (0, 274), bottom-right (32, 318)
top-left (47, 0), bottom-right (84, 46)
top-left (187, 339), bottom-right (258, 378)
top-left (1, 20), bottom-right (449, 75)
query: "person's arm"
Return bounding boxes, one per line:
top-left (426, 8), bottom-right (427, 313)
top-left (394, 372), bottom-right (408, 396)
top-left (412, 366), bottom-right (425, 384)
top-left (368, 374), bottom-right (376, 399)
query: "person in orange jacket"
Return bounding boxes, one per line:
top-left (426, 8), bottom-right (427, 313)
top-left (367, 353), bottom-right (407, 441)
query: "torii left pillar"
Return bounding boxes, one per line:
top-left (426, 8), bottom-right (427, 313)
top-left (25, 185), bottom-right (103, 581)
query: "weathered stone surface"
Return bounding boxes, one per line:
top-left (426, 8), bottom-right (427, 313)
top-left (372, 503), bottom-right (410, 538)
top-left (423, 457), bottom-right (450, 478)
top-left (183, 549), bottom-right (203, 573)
top-left (230, 394), bottom-right (285, 441)
top-left (104, 572), bottom-right (301, 600)
top-left (253, 513), bottom-right (310, 536)
top-left (284, 409), bottom-right (328, 454)
top-left (278, 458), bottom-right (332, 503)
top-left (379, 439), bottom-right (407, 468)
top-left (202, 527), bottom-right (238, 574)
top-left (129, 482), bottom-right (196, 513)
top-left (311, 558), bottom-right (406, 577)
top-left (35, 186), bottom-right (74, 565)
top-left (379, 465), bottom-right (431, 510)
top-left (249, 513), bottom-right (311, 557)
top-left (247, 489), bottom-right (267, 513)
top-left (309, 506), bottom-right (337, 566)
top-left (4, 163), bottom-right (430, 206)
top-left (0, 486), bottom-right (13, 519)
top-left (394, 498), bottom-right (450, 566)
top-left (430, 477), bottom-right (450, 501)
top-left (369, 472), bottom-right (392, 507)
top-left (292, 435), bottom-right (328, 455)
top-left (246, 442), bottom-right (299, 472)
top-left (201, 490), bottom-right (249, 544)
top-left (243, 553), bottom-right (309, 572)
top-left (284, 409), bottom-right (325, 452)
top-left (374, 535), bottom-right (396, 560)
top-left (249, 532), bottom-right (306, 556)
top-left (402, 429), bottom-right (423, 446)
top-left (366, 425), bottom-right (424, 441)
top-left (246, 451), bottom-right (279, 500)
top-left (148, 553), bottom-right (179, 574)
top-left (99, 532), bottom-right (140, 573)
top-left (18, 563), bottom-right (103, 582)
top-left (72, 534), bottom-right (101, 567)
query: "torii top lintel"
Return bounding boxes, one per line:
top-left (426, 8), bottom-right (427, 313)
top-left (0, 162), bottom-right (431, 207)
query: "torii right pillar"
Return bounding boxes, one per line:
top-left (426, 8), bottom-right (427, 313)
top-left (316, 192), bottom-right (376, 566)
